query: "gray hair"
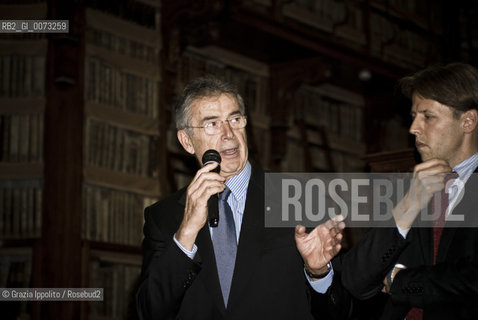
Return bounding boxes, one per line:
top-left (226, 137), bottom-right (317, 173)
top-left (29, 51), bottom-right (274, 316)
top-left (175, 76), bottom-right (246, 133)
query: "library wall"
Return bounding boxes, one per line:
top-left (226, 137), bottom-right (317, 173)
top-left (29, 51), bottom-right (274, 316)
top-left (81, 5), bottom-right (161, 320)
top-left (1, 1), bottom-right (161, 320)
top-left (0, 0), bottom-right (476, 319)
top-left (0, 2), bottom-right (47, 318)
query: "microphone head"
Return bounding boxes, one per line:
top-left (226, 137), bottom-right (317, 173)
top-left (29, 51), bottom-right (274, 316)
top-left (202, 149), bottom-right (221, 173)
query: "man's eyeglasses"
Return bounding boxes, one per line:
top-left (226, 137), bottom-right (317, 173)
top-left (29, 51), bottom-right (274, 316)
top-left (186, 115), bottom-right (247, 135)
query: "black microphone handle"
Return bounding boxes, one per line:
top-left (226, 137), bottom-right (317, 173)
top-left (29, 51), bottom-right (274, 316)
top-left (202, 149), bottom-right (221, 228)
top-left (208, 194), bottom-right (219, 227)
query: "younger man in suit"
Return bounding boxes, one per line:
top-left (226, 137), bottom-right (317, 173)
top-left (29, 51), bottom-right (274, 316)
top-left (342, 63), bottom-right (478, 319)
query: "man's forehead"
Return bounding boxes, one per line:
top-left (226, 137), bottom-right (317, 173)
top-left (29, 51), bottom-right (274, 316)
top-left (410, 97), bottom-right (454, 115)
top-left (191, 94), bottom-right (240, 115)
top-left (411, 94), bottom-right (436, 109)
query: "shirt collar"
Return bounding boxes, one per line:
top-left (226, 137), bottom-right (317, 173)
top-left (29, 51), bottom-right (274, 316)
top-left (452, 152), bottom-right (478, 183)
top-left (225, 161), bottom-right (251, 201)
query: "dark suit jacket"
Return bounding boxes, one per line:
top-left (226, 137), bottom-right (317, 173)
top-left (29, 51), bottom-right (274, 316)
top-left (342, 170), bottom-right (478, 319)
top-left (136, 165), bottom-right (349, 320)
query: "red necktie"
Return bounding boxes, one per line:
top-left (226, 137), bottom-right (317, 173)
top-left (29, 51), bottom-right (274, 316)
top-left (433, 171), bottom-right (458, 264)
top-left (407, 171), bottom-right (458, 320)
top-left (406, 308), bottom-right (423, 320)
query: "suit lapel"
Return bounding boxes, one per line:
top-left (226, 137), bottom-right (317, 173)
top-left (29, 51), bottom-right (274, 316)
top-left (412, 200), bottom-right (434, 265)
top-left (436, 168), bottom-right (478, 263)
top-left (416, 226), bottom-right (434, 265)
top-left (227, 166), bottom-right (265, 310)
top-left (435, 227), bottom-right (457, 263)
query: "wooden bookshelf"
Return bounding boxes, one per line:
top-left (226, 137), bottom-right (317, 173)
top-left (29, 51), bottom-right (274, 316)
top-left (0, 1), bottom-right (161, 320)
top-left (283, 83), bottom-right (366, 172)
top-left (80, 4), bottom-right (161, 320)
top-left (0, 3), bottom-right (48, 320)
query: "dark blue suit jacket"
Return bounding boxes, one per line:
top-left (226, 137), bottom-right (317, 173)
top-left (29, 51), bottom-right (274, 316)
top-left (342, 169), bottom-right (478, 319)
top-left (136, 165), bottom-right (349, 320)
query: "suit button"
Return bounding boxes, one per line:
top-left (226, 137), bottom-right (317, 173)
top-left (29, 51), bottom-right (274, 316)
top-left (330, 293), bottom-right (336, 304)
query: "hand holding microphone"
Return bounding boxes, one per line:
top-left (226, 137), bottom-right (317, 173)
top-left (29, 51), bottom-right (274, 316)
top-left (176, 149), bottom-right (224, 250)
top-left (202, 149), bottom-right (222, 227)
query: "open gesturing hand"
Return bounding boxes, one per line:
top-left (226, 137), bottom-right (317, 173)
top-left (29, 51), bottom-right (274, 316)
top-left (295, 215), bottom-right (345, 276)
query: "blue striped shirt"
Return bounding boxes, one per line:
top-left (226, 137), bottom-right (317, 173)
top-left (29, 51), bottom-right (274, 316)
top-left (448, 152), bottom-right (478, 214)
top-left (212, 161), bottom-right (251, 242)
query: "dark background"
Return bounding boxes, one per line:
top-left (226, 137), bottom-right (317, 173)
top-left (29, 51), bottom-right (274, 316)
top-left (0, 0), bottom-right (477, 319)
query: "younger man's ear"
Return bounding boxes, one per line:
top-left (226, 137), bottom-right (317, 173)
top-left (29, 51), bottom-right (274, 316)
top-left (462, 109), bottom-right (478, 133)
top-left (177, 130), bottom-right (195, 155)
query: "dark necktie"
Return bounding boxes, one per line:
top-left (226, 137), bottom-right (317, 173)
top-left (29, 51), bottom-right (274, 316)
top-left (407, 171), bottom-right (458, 320)
top-left (433, 171), bottom-right (458, 264)
top-left (212, 187), bottom-right (237, 307)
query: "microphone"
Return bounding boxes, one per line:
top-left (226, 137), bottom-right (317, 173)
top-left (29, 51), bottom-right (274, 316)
top-left (202, 149), bottom-right (221, 227)
top-left (202, 149), bottom-right (221, 174)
